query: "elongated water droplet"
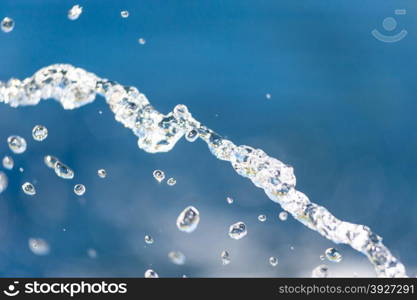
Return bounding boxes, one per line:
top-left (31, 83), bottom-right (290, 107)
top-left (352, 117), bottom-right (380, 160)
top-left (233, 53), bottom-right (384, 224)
top-left (68, 5), bottom-right (83, 20)
top-left (74, 184), bottom-right (86, 196)
top-left (7, 135), bottom-right (27, 154)
top-left (221, 250), bottom-right (231, 265)
top-left (167, 177), bottom-right (176, 186)
top-left (22, 182), bottom-right (36, 195)
top-left (168, 251), bottom-right (186, 265)
top-left (176, 206), bottom-right (200, 233)
top-left (120, 10), bottom-right (129, 18)
top-left (325, 247), bottom-right (342, 263)
top-left (258, 214), bottom-right (267, 222)
top-left (32, 125), bottom-right (48, 141)
top-left (228, 221), bottom-right (247, 240)
top-left (28, 238), bottom-right (50, 255)
top-left (153, 170), bottom-right (165, 183)
top-left (269, 256), bottom-right (278, 267)
top-left (144, 269), bottom-right (159, 278)
top-left (279, 211), bottom-right (288, 221)
top-left (312, 264), bottom-right (329, 278)
top-left (97, 169), bottom-right (107, 178)
top-left (144, 235), bottom-right (154, 244)
top-left (44, 155), bottom-right (58, 168)
top-left (185, 129), bottom-right (198, 142)
top-left (54, 161), bottom-right (74, 179)
top-left (226, 196), bottom-right (234, 204)
top-left (2, 156), bottom-right (14, 170)
top-left (1, 17), bottom-right (14, 33)
top-left (0, 171), bottom-right (8, 194)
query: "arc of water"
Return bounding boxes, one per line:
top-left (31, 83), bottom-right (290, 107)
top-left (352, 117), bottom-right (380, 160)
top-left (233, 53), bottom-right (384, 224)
top-left (0, 64), bottom-right (407, 277)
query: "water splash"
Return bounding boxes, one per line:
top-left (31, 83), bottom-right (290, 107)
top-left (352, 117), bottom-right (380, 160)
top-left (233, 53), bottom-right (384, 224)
top-left (0, 64), bottom-right (407, 277)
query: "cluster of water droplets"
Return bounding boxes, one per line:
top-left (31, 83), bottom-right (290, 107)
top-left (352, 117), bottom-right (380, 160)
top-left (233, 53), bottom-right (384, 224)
top-left (0, 64), bottom-right (407, 277)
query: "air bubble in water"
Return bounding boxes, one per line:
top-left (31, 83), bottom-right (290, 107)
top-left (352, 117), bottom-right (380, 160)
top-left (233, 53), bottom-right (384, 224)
top-left (138, 38), bottom-right (146, 45)
top-left (32, 125), bottom-right (48, 141)
top-left (74, 184), bottom-right (86, 196)
top-left (2, 156), bottom-right (14, 170)
top-left (168, 251), bottom-right (186, 265)
top-left (55, 161), bottom-right (74, 179)
top-left (144, 235), bottom-right (154, 244)
top-left (1, 17), bottom-right (14, 33)
top-left (279, 211), bottom-right (288, 221)
top-left (121, 10), bottom-right (129, 18)
top-left (28, 238), bottom-right (50, 255)
top-left (144, 269), bottom-right (159, 278)
top-left (97, 169), bottom-right (107, 178)
top-left (7, 135), bottom-right (27, 154)
top-left (176, 206), bottom-right (200, 233)
top-left (68, 5), bottom-right (83, 20)
top-left (22, 182), bottom-right (36, 196)
top-left (226, 197), bottom-right (234, 204)
top-left (44, 155), bottom-right (58, 168)
top-left (228, 221), bottom-right (247, 240)
top-left (269, 256), bottom-right (278, 267)
top-left (0, 171), bottom-right (8, 194)
top-left (221, 250), bottom-right (231, 265)
top-left (153, 170), bottom-right (165, 183)
top-left (325, 247), bottom-right (342, 263)
top-left (167, 177), bottom-right (176, 186)
top-left (185, 129), bottom-right (198, 142)
top-left (312, 265), bottom-right (329, 278)
top-left (258, 214), bottom-right (267, 222)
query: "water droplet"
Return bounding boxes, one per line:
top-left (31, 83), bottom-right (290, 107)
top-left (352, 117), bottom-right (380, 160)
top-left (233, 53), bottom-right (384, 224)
top-left (138, 38), bottom-right (146, 45)
top-left (152, 170), bottom-right (165, 182)
top-left (265, 93), bottom-right (271, 99)
top-left (185, 129), bottom-right (198, 142)
top-left (221, 250), bottom-right (231, 265)
top-left (320, 254), bottom-right (325, 261)
top-left (22, 182), bottom-right (36, 196)
top-left (168, 251), bottom-right (186, 265)
top-left (279, 211), bottom-right (288, 221)
top-left (7, 135), bottom-right (27, 154)
top-left (144, 269), bottom-right (159, 278)
top-left (74, 184), bottom-right (86, 196)
top-left (258, 214), bottom-right (267, 222)
top-left (54, 161), bottom-right (74, 179)
top-left (144, 235), bottom-right (154, 244)
top-left (2, 156), bottom-right (14, 170)
top-left (19, 167), bottom-right (24, 173)
top-left (228, 221), bottom-right (247, 240)
top-left (121, 10), bottom-right (129, 18)
top-left (32, 125), bottom-right (48, 141)
top-left (97, 169), bottom-right (107, 178)
top-left (226, 197), bottom-right (234, 204)
top-left (87, 248), bottom-right (97, 259)
top-left (98, 110), bottom-right (103, 115)
top-left (44, 155), bottom-right (58, 168)
top-left (68, 5), bottom-right (83, 20)
top-left (312, 264), bottom-right (329, 278)
top-left (167, 177), bottom-right (176, 186)
top-left (176, 206), bottom-right (200, 233)
top-left (325, 247), bottom-right (342, 263)
top-left (269, 256), bottom-right (278, 267)
top-left (28, 238), bottom-right (50, 255)
top-left (0, 171), bottom-right (8, 194)
top-left (1, 17), bottom-right (14, 33)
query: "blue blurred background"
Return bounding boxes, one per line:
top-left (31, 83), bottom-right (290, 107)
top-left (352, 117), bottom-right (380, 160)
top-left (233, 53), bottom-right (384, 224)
top-left (0, 0), bottom-right (416, 277)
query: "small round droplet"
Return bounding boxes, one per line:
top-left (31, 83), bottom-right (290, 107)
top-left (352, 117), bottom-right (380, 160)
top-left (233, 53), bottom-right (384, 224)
top-left (168, 251), bottom-right (186, 265)
top-left (44, 155), bottom-right (58, 168)
top-left (87, 248), bottom-right (97, 259)
top-left (28, 238), bottom-right (50, 255)
top-left (121, 10), bottom-right (129, 18)
top-left (312, 264), bottom-right (329, 278)
top-left (228, 221), bottom-right (247, 240)
top-left (226, 197), bottom-right (234, 204)
top-left (279, 211), bottom-right (288, 221)
top-left (0, 171), bottom-right (8, 194)
top-left (269, 256), bottom-right (278, 267)
top-left (325, 247), bottom-right (342, 263)
top-left (144, 269), bottom-right (159, 278)
top-left (258, 214), bottom-right (267, 222)
top-left (74, 184), bottom-right (86, 196)
top-left (7, 135), bottom-right (27, 154)
top-left (55, 161), bottom-right (74, 179)
top-left (19, 167), bottom-right (24, 173)
top-left (185, 129), bottom-right (199, 142)
top-left (1, 17), bottom-right (14, 33)
top-left (138, 38), bottom-right (146, 45)
top-left (144, 235), bottom-right (154, 244)
top-left (68, 5), bottom-right (83, 20)
top-left (265, 93), bottom-right (272, 99)
top-left (32, 125), bottom-right (48, 141)
top-left (176, 206), bottom-right (200, 233)
top-left (221, 250), bottom-right (231, 265)
top-left (97, 169), bottom-right (107, 178)
top-left (153, 170), bottom-right (165, 183)
top-left (22, 182), bottom-right (36, 196)
top-left (2, 156), bottom-right (14, 170)
top-left (167, 177), bottom-right (176, 186)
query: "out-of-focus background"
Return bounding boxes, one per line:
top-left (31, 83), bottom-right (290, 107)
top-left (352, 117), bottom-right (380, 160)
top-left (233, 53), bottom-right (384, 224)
top-left (0, 0), bottom-right (416, 277)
